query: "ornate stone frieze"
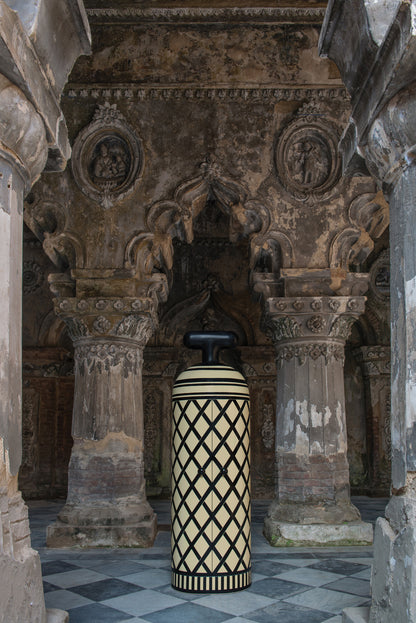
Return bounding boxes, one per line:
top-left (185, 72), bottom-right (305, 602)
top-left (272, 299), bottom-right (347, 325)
top-left (56, 296), bottom-right (155, 316)
top-left (354, 345), bottom-right (391, 376)
top-left (23, 348), bottom-right (74, 378)
top-left (66, 86), bottom-right (349, 104)
top-left (276, 342), bottom-right (345, 368)
top-left (74, 340), bottom-right (144, 377)
top-left (54, 296), bottom-right (157, 347)
top-left (274, 105), bottom-right (342, 201)
top-left (23, 360), bottom-right (74, 378)
top-left (86, 7), bottom-right (326, 23)
top-left (267, 296), bottom-right (366, 318)
top-left (71, 103), bottom-right (144, 209)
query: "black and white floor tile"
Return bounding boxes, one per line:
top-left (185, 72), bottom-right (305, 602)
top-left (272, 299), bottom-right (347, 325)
top-left (27, 497), bottom-right (387, 623)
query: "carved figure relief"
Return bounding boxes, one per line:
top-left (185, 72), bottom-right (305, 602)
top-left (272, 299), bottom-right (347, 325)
top-left (72, 103), bottom-right (143, 209)
top-left (275, 107), bottom-right (341, 199)
top-left (287, 137), bottom-right (330, 188)
top-left (89, 137), bottom-right (130, 187)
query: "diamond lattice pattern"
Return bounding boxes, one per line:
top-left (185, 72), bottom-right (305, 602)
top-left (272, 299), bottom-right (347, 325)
top-left (171, 395), bottom-right (251, 577)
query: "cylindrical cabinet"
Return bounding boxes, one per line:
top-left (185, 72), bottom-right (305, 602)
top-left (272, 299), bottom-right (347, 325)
top-left (171, 332), bottom-right (251, 593)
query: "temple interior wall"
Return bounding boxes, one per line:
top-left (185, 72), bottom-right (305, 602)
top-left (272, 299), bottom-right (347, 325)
top-left (19, 4), bottom-right (391, 503)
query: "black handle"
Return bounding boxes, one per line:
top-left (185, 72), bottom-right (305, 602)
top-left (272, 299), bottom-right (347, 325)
top-left (183, 331), bottom-right (237, 364)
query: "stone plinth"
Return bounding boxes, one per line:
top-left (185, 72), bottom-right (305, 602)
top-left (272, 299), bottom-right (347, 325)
top-left (342, 607), bottom-right (370, 623)
top-left (263, 296), bottom-right (373, 546)
top-left (264, 520), bottom-right (373, 548)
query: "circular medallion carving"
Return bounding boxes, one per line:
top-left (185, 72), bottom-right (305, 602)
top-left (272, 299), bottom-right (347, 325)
top-left (275, 115), bottom-right (341, 199)
top-left (23, 261), bottom-right (44, 294)
top-left (72, 103), bottom-right (143, 209)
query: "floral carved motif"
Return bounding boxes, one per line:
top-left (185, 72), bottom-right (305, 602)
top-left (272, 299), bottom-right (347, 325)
top-left (306, 315), bottom-right (326, 334)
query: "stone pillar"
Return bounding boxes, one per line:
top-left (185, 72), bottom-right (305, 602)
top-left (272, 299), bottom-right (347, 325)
top-left (320, 3), bottom-right (416, 620)
top-left (0, 83), bottom-right (49, 622)
top-left (47, 297), bottom-right (158, 547)
top-left (0, 2), bottom-right (90, 620)
top-left (365, 91), bottom-right (416, 621)
top-left (262, 296), bottom-right (373, 546)
top-left (354, 346), bottom-right (391, 496)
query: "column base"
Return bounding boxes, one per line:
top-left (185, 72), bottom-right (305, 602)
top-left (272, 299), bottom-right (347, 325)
top-left (47, 609), bottom-right (69, 623)
top-left (368, 489), bottom-right (416, 623)
top-left (0, 549), bottom-right (47, 623)
top-left (46, 501), bottom-right (157, 548)
top-left (342, 607), bottom-right (370, 622)
top-left (263, 518), bottom-right (373, 547)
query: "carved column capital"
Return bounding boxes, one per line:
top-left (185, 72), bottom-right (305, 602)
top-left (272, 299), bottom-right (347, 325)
top-left (263, 296), bottom-right (366, 366)
top-left (52, 296), bottom-right (158, 348)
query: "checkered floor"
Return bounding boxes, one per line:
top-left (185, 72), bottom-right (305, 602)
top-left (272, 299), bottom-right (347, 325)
top-left (28, 497), bottom-right (388, 623)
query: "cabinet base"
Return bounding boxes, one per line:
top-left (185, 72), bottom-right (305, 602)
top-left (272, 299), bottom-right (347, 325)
top-left (171, 569), bottom-right (251, 593)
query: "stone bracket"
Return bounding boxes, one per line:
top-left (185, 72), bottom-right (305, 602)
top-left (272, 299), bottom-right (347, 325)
top-left (0, 1), bottom-right (90, 171)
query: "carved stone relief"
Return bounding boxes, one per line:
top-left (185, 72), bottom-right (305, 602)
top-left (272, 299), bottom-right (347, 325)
top-left (261, 403), bottom-right (275, 450)
top-left (275, 106), bottom-right (341, 200)
top-left (74, 341), bottom-right (144, 378)
top-left (71, 103), bottom-right (143, 209)
top-left (144, 389), bottom-right (163, 483)
top-left (21, 389), bottom-right (39, 474)
top-left (369, 249), bottom-right (390, 303)
top-left (22, 260), bottom-right (44, 295)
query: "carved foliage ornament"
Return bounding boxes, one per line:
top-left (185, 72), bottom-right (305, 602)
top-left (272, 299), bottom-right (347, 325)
top-left (275, 108), bottom-right (341, 200)
top-left (75, 342), bottom-right (143, 378)
top-left (72, 103), bottom-right (143, 209)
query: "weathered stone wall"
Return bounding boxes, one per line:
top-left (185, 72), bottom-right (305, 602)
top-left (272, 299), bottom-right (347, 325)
top-left (20, 4), bottom-right (391, 509)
